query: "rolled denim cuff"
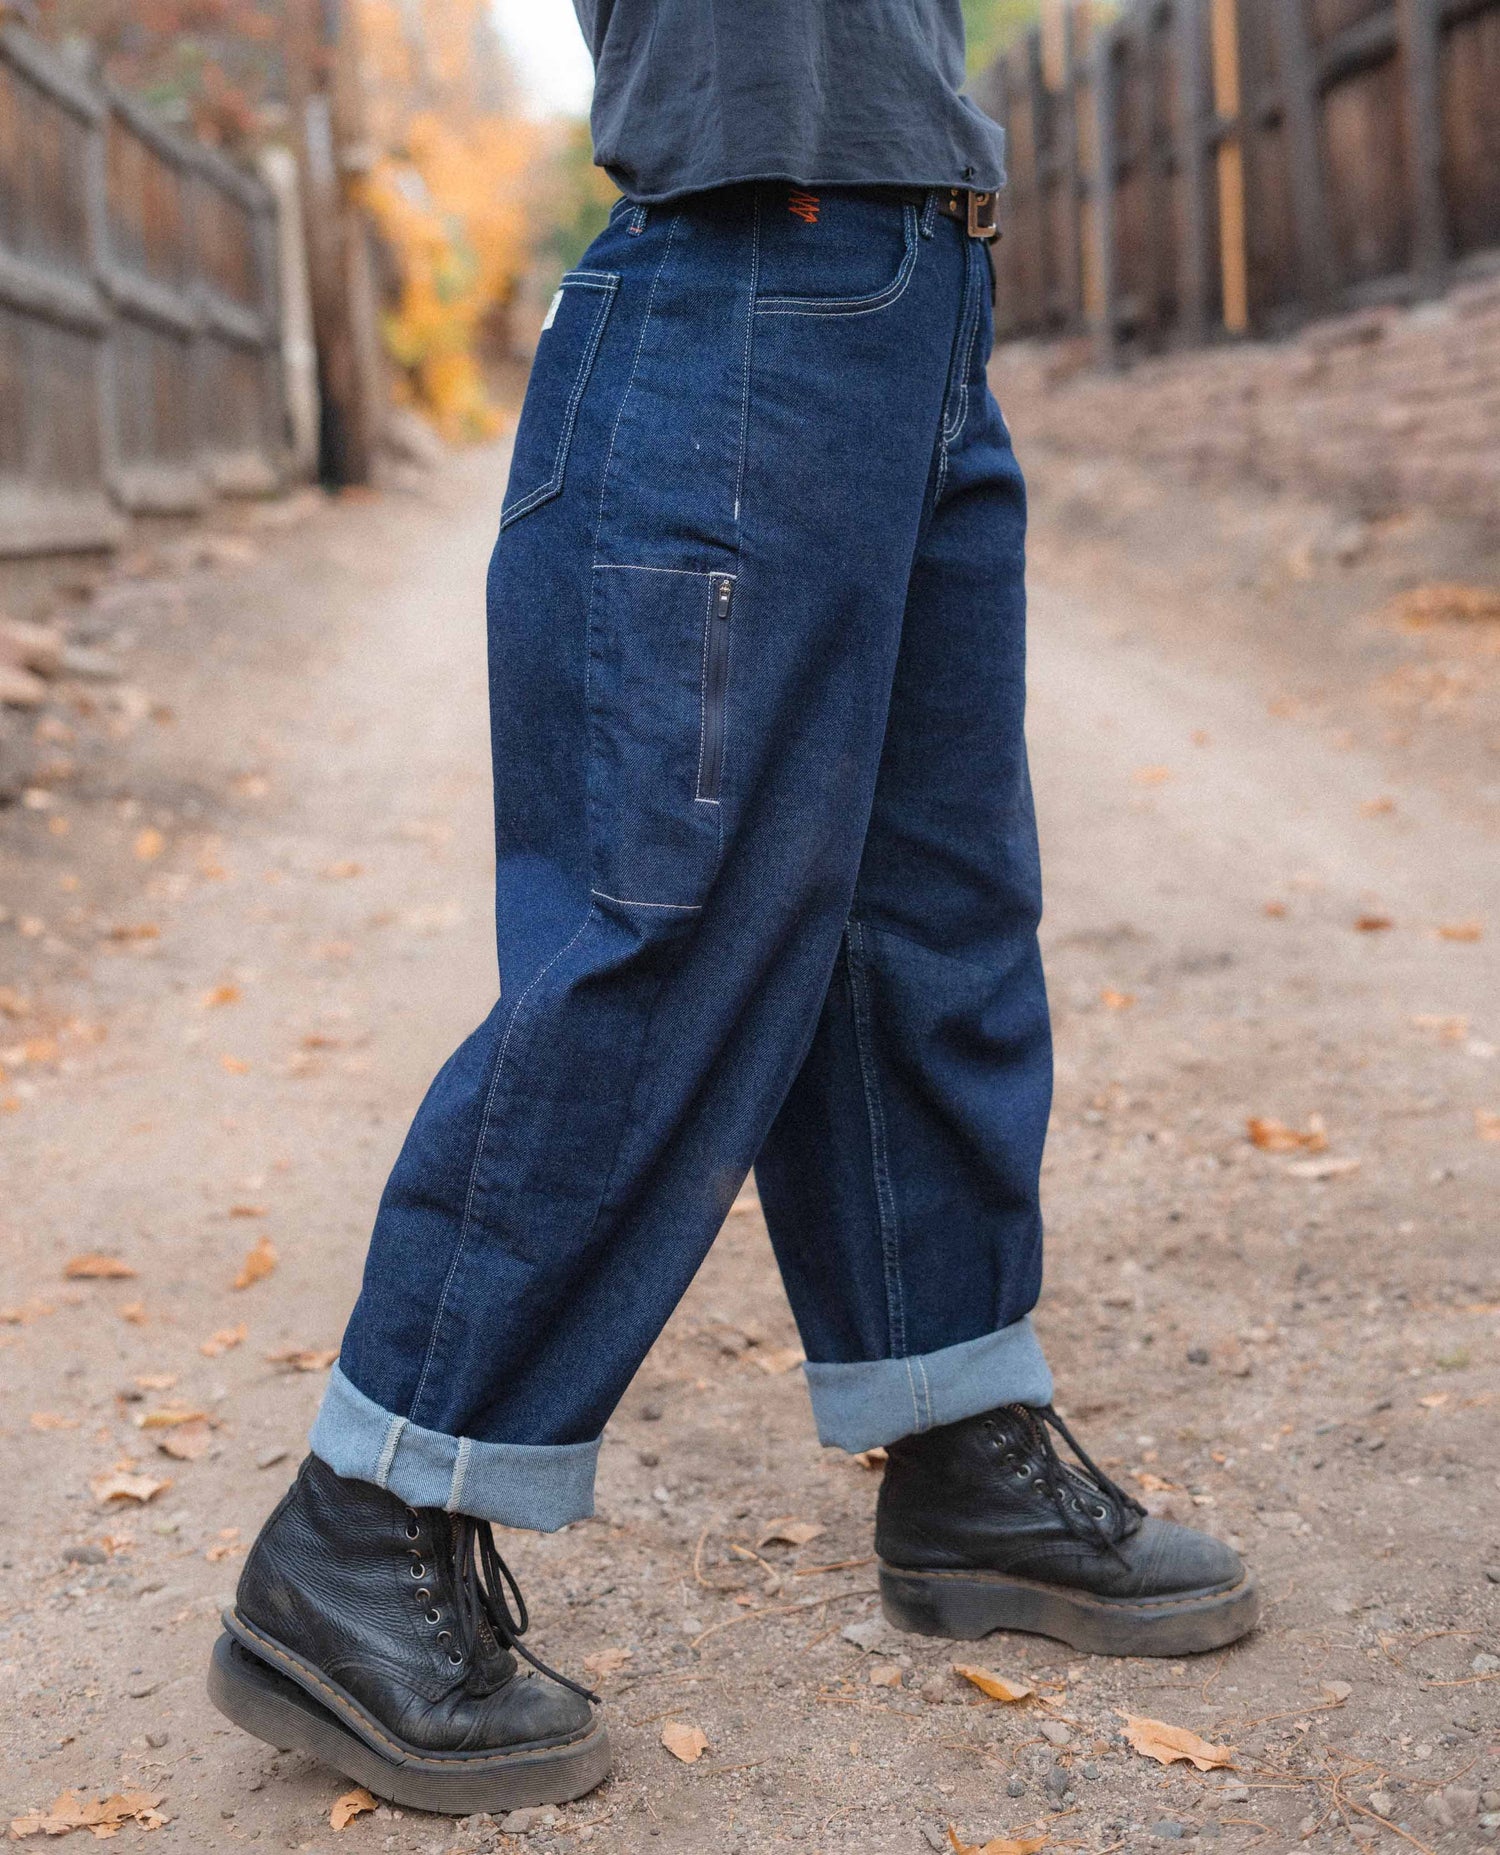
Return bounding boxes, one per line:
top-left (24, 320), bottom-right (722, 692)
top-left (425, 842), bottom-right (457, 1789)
top-left (803, 1314), bottom-right (1053, 1453)
top-left (309, 1364), bottom-right (599, 1532)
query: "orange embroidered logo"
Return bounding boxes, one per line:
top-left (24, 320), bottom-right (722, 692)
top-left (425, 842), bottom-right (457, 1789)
top-left (788, 189), bottom-right (820, 225)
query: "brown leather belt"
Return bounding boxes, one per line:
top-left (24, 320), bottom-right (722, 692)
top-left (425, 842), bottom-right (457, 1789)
top-left (886, 186), bottom-right (1000, 240)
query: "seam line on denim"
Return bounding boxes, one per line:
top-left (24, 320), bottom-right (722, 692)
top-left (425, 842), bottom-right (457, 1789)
top-left (590, 890), bottom-right (702, 911)
top-left (595, 564), bottom-right (736, 577)
top-left (733, 191), bottom-right (760, 526)
top-left (447, 1436), bottom-right (472, 1515)
top-left (844, 920), bottom-right (906, 1356)
top-left (942, 243), bottom-right (984, 448)
top-left (408, 913), bottom-right (595, 1424)
top-left (373, 1413), bottom-right (406, 1489)
top-left (903, 1355), bottom-right (922, 1433)
top-left (693, 573), bottom-right (714, 801)
top-left (914, 1353), bottom-right (934, 1430)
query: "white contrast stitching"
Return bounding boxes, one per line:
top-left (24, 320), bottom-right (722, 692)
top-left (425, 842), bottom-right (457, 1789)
top-left (755, 205), bottom-right (919, 318)
top-left (590, 890), bottom-right (702, 912)
top-left (447, 1436), bottom-right (472, 1514)
top-left (373, 1414), bottom-right (406, 1488)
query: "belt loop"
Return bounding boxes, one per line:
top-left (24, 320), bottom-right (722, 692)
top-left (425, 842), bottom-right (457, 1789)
top-left (919, 191), bottom-right (939, 240)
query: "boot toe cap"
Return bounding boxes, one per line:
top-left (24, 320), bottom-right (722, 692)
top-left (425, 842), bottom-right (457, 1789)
top-left (474, 1672), bottom-right (595, 1750)
top-left (1133, 1517), bottom-right (1246, 1597)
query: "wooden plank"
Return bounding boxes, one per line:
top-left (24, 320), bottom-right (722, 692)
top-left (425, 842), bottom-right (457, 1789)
top-left (1058, 0), bottom-right (1085, 331)
top-left (1177, 0), bottom-right (1214, 343)
top-left (1211, 0), bottom-right (1250, 333)
top-left (1092, 19), bottom-right (1122, 365)
top-left (1396, 0), bottom-right (1449, 292)
top-left (1272, 0), bottom-right (1337, 314)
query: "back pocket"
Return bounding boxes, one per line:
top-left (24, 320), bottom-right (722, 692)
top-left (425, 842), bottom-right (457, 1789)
top-left (500, 271), bottom-right (618, 530)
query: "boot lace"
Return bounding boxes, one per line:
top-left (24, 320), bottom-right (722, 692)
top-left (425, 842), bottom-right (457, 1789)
top-left (449, 1516), bottom-right (598, 1704)
top-left (1002, 1404), bottom-right (1147, 1563)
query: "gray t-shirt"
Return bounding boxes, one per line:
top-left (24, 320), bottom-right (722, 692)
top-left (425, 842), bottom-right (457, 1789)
top-left (570, 0), bottom-right (1005, 204)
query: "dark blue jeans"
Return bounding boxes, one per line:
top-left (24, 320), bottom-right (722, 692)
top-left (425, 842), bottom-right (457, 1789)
top-left (312, 186), bottom-right (1054, 1528)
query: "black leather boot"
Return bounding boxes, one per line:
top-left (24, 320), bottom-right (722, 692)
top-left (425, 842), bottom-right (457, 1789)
top-left (207, 1455), bottom-right (610, 1813)
top-left (876, 1404), bottom-right (1258, 1657)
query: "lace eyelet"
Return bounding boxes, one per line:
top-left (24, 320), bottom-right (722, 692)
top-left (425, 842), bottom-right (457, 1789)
top-left (405, 1521), bottom-right (420, 1540)
top-left (436, 1628), bottom-right (451, 1644)
top-left (1091, 1504), bottom-right (1108, 1520)
top-left (409, 1561), bottom-right (425, 1578)
top-left (415, 1588), bottom-right (431, 1603)
top-left (448, 1650), bottom-right (464, 1666)
top-left (425, 1608), bottom-right (441, 1625)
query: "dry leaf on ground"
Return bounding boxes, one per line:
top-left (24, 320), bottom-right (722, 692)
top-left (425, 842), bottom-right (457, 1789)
top-left (134, 826), bottom-right (166, 862)
top-left (63, 1253), bottom-right (137, 1280)
top-left (90, 1469), bottom-right (171, 1506)
top-left (1354, 914), bottom-right (1393, 933)
top-left (852, 1446), bottom-right (888, 1469)
top-left (233, 1235), bottom-right (278, 1289)
top-left (757, 1517), bottom-right (826, 1549)
top-left (135, 1372), bottom-right (178, 1390)
top-left (330, 1786), bottom-right (378, 1830)
top-left (1285, 1155), bottom-right (1361, 1180)
top-left (10, 1787), bottom-right (167, 1840)
top-left (1100, 988), bottom-right (1135, 1010)
top-left (266, 1346), bottom-right (338, 1372)
top-left (157, 1419), bottom-right (214, 1461)
top-left (1321, 1680), bottom-right (1353, 1704)
top-left (1120, 1713), bottom-right (1235, 1770)
top-left (1246, 1114), bottom-right (1327, 1153)
top-left (221, 1054), bottom-right (252, 1074)
top-left (870, 1664), bottom-right (903, 1688)
top-left (118, 1301), bottom-right (148, 1325)
top-left (1475, 1110), bottom-right (1500, 1143)
top-left (1391, 582), bottom-right (1500, 628)
top-left (750, 1345), bottom-right (806, 1375)
top-left (202, 983), bottom-right (241, 1008)
top-left (953, 1664), bottom-right (1034, 1703)
top-left (1437, 920), bottom-right (1483, 943)
top-left (137, 1407), bottom-right (208, 1429)
top-left (660, 1720), bottom-right (709, 1764)
top-left (200, 1324), bottom-right (247, 1356)
top-left (946, 1827), bottom-right (1046, 1855)
top-left (1132, 765), bottom-right (1172, 785)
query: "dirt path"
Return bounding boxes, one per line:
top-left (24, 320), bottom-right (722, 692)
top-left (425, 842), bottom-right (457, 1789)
top-left (1, 432), bottom-right (1496, 1855)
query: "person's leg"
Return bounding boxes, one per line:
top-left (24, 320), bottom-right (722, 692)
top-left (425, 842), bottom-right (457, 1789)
top-left (753, 235), bottom-right (1053, 1452)
top-left (308, 189), bottom-right (976, 1526)
top-left (757, 246), bottom-right (1258, 1657)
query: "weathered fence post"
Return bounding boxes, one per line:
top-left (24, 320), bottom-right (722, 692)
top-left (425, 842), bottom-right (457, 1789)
top-left (1091, 18), bottom-right (1121, 366)
top-left (1210, 0), bottom-right (1250, 336)
top-left (1272, 0), bottom-right (1337, 317)
top-left (1176, 0), bottom-right (1213, 346)
top-left (1396, 0), bottom-right (1449, 295)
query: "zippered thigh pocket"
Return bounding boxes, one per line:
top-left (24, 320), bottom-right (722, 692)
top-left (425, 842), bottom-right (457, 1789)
top-left (587, 564), bottom-right (737, 913)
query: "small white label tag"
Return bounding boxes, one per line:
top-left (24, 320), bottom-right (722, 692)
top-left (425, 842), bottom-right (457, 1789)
top-left (542, 289), bottom-right (563, 332)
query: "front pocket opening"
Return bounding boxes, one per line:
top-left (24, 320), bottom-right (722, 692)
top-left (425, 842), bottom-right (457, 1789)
top-left (697, 575), bottom-right (734, 804)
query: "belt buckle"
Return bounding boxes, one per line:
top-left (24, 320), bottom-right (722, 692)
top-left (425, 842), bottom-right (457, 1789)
top-left (966, 190), bottom-right (998, 241)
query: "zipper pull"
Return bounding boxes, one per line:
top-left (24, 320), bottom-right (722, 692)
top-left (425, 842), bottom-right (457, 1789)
top-left (715, 578), bottom-right (733, 620)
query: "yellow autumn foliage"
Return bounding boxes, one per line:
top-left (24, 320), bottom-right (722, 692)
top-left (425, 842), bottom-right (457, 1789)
top-left (356, 0), bottom-right (540, 439)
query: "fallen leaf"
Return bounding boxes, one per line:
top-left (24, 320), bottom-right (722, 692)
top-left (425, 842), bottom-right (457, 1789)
top-left (90, 1470), bottom-right (171, 1506)
top-left (757, 1517), bottom-right (827, 1549)
top-left (660, 1720), bottom-right (709, 1764)
top-left (1475, 1110), bottom-right (1500, 1143)
top-left (1418, 1392), bottom-right (1449, 1409)
top-left (869, 1664), bottom-right (903, 1688)
top-left (10, 1788), bottom-right (167, 1840)
top-left (205, 1527), bottom-right (242, 1562)
top-left (220, 1053), bottom-right (251, 1074)
top-left (330, 1787), bottom-right (378, 1830)
top-left (233, 1235), bottom-right (278, 1289)
top-left (134, 1372), bottom-right (178, 1391)
top-left (1437, 921), bottom-right (1483, 943)
top-left (136, 1407), bottom-right (208, 1429)
top-left (1360, 796), bottom-right (1396, 817)
top-left (1411, 1014), bottom-right (1468, 1042)
top-left (1263, 900), bottom-right (1288, 917)
top-left (201, 1323), bottom-right (249, 1359)
top-left (750, 1346), bottom-right (805, 1375)
top-left (1100, 988), bottom-right (1135, 1010)
top-left (1321, 1679), bottom-right (1353, 1704)
top-left (228, 1202), bottom-right (267, 1218)
top-left (1285, 1155), bottom-right (1361, 1180)
top-left (1134, 1469), bottom-right (1181, 1494)
top-left (133, 826), bottom-right (166, 861)
top-left (1120, 1713), bottom-right (1235, 1770)
top-left (202, 983), bottom-right (241, 1008)
top-left (157, 1419), bottom-right (214, 1460)
top-left (1354, 914), bottom-right (1393, 933)
top-left (953, 1664), bottom-right (1034, 1703)
top-left (1390, 582), bottom-right (1500, 628)
top-left (265, 1346), bottom-right (338, 1372)
top-left (30, 1412), bottom-right (80, 1431)
top-left (107, 921), bottom-right (160, 941)
top-left (947, 1828), bottom-right (1046, 1855)
top-left (118, 1301), bottom-right (148, 1324)
top-left (1132, 765), bottom-right (1173, 785)
top-left (63, 1254), bottom-right (137, 1280)
top-left (852, 1446), bottom-right (888, 1469)
top-left (1247, 1115), bottom-right (1327, 1153)
top-left (583, 1646), bottom-right (632, 1679)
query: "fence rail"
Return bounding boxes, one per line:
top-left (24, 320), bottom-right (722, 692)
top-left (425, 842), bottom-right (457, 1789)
top-left (0, 21), bottom-right (286, 557)
top-left (979, 0), bottom-right (1500, 359)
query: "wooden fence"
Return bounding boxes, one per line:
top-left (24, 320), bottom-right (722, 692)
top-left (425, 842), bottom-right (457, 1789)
top-left (0, 20), bottom-right (286, 557)
top-left (977, 0), bottom-right (1500, 359)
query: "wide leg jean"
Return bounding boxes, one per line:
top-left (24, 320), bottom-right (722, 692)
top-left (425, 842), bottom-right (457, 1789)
top-left (312, 185), bottom-right (1055, 1529)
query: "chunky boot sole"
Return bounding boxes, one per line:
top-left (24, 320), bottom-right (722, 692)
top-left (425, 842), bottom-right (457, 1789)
top-left (208, 1616), bottom-right (611, 1814)
top-left (879, 1560), bottom-right (1260, 1658)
